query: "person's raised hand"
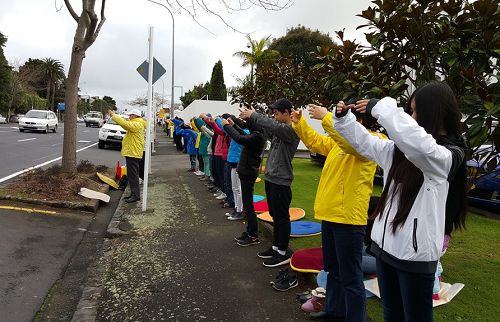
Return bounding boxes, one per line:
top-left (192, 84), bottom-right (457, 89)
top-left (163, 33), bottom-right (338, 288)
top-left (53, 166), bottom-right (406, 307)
top-left (239, 106), bottom-right (255, 119)
top-left (221, 118), bottom-right (229, 126)
top-left (107, 109), bottom-right (115, 117)
top-left (200, 113), bottom-right (207, 119)
top-left (354, 99), bottom-right (370, 114)
top-left (308, 104), bottom-right (328, 120)
top-left (336, 101), bottom-right (351, 115)
top-left (291, 109), bottom-right (302, 124)
top-left (227, 118), bottom-right (235, 125)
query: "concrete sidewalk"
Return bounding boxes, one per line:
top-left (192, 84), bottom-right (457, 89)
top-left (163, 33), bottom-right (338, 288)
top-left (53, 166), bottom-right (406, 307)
top-left (83, 130), bottom-right (317, 321)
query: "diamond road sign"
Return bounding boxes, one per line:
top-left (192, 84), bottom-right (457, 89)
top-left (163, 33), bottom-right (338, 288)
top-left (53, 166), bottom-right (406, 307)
top-left (136, 57), bottom-right (166, 84)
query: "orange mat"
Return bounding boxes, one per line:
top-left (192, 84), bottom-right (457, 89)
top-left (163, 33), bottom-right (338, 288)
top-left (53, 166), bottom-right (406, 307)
top-left (257, 208), bottom-right (305, 223)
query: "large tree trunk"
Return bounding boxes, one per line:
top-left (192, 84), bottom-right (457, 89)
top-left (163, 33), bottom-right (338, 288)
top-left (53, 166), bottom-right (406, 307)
top-left (61, 44), bottom-right (85, 174)
top-left (51, 82), bottom-right (56, 111)
top-left (46, 78), bottom-right (51, 108)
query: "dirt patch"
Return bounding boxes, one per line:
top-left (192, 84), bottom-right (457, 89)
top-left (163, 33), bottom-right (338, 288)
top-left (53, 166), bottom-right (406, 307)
top-left (0, 161), bottom-right (111, 204)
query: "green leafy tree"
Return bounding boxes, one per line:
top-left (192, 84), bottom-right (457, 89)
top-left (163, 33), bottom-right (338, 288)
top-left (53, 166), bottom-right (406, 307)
top-left (0, 32), bottom-right (12, 113)
top-left (209, 60), bottom-right (227, 101)
top-left (233, 35), bottom-right (279, 84)
top-left (180, 82), bottom-right (210, 107)
top-left (40, 58), bottom-right (65, 111)
top-left (102, 95), bottom-right (116, 107)
top-left (269, 25), bottom-right (334, 68)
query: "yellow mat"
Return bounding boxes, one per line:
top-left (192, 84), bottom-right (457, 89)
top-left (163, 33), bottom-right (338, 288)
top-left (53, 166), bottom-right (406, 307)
top-left (96, 172), bottom-right (119, 189)
top-left (257, 208), bottom-right (305, 223)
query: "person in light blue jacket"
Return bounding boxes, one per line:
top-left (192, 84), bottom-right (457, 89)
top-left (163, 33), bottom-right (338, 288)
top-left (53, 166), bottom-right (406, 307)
top-left (177, 126), bottom-right (198, 171)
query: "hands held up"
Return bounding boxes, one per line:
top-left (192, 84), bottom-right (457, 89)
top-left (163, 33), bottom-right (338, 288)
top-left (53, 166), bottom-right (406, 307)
top-left (239, 106), bottom-right (255, 120)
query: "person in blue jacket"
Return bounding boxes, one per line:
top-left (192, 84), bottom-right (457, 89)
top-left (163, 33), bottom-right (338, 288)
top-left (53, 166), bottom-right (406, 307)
top-left (177, 125), bottom-right (198, 172)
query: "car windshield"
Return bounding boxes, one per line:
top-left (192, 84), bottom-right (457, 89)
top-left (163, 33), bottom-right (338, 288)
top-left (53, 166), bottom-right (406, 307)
top-left (106, 118), bottom-right (118, 125)
top-left (25, 111), bottom-right (48, 119)
top-left (87, 113), bottom-right (101, 118)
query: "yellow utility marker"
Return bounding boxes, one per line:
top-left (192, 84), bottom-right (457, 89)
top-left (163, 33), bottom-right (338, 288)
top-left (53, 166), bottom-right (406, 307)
top-left (0, 205), bottom-right (57, 215)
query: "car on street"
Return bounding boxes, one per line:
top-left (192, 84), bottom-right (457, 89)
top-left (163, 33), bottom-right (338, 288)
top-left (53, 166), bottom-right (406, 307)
top-left (18, 110), bottom-right (58, 133)
top-left (9, 114), bottom-right (24, 123)
top-left (0, 114), bottom-right (6, 124)
top-left (77, 116), bottom-right (85, 123)
top-left (84, 111), bottom-right (104, 127)
top-left (98, 115), bottom-right (128, 149)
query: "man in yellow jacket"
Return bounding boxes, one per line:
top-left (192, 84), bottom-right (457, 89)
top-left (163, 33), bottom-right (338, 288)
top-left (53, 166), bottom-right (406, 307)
top-left (108, 108), bottom-right (146, 203)
top-left (291, 104), bottom-right (385, 322)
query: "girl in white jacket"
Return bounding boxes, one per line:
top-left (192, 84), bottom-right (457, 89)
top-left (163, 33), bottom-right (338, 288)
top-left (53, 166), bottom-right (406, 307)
top-left (333, 81), bottom-right (466, 322)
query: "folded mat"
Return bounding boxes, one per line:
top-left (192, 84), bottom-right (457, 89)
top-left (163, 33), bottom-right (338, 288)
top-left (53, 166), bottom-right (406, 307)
top-left (253, 194), bottom-right (265, 202)
top-left (253, 201), bottom-right (268, 213)
top-left (290, 247), bottom-right (323, 273)
top-left (290, 221), bottom-right (321, 237)
top-left (257, 208), bottom-right (305, 223)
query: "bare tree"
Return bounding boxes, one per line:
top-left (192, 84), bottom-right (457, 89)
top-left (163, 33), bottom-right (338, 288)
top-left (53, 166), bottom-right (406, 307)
top-left (61, 0), bottom-right (106, 173)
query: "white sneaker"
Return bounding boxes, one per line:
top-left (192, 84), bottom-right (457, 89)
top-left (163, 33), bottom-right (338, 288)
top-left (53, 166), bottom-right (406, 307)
top-left (216, 193), bottom-right (227, 200)
top-left (194, 170), bottom-right (204, 176)
top-left (139, 178), bottom-right (143, 185)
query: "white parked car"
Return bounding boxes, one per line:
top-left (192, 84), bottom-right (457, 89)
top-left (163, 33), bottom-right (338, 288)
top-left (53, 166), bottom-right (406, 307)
top-left (0, 114), bottom-right (6, 124)
top-left (19, 110), bottom-right (58, 133)
top-left (84, 111), bottom-right (104, 127)
top-left (98, 116), bottom-right (128, 149)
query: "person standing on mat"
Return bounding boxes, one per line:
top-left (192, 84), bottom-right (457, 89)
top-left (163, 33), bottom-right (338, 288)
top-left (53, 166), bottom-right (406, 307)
top-left (221, 116), bottom-right (266, 244)
top-left (108, 109), bottom-right (146, 203)
top-left (291, 104), bottom-right (384, 321)
top-left (240, 98), bottom-right (300, 267)
top-left (334, 81), bottom-right (466, 322)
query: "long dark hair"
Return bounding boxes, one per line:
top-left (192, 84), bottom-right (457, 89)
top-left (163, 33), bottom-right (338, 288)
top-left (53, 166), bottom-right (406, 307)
top-left (372, 81), bottom-right (466, 234)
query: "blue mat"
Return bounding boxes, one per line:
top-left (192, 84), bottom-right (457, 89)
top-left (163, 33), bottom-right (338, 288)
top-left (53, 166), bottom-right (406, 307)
top-left (253, 194), bottom-right (265, 202)
top-left (290, 221), bottom-right (321, 237)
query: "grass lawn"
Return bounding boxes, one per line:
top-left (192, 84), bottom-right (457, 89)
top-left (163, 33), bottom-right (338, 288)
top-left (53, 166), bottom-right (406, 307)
top-left (255, 158), bottom-right (500, 321)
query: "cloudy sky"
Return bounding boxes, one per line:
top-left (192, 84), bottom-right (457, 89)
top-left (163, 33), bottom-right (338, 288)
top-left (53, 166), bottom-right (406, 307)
top-left (0, 0), bottom-right (372, 110)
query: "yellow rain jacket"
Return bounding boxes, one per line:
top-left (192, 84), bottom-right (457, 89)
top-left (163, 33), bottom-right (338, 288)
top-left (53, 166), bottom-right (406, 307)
top-left (112, 114), bottom-right (146, 159)
top-left (191, 119), bottom-right (201, 149)
top-left (292, 112), bottom-right (385, 225)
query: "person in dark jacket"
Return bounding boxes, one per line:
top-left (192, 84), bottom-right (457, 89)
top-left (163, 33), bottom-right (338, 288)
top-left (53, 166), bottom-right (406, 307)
top-left (240, 98), bottom-right (300, 267)
top-left (222, 117), bottom-right (266, 246)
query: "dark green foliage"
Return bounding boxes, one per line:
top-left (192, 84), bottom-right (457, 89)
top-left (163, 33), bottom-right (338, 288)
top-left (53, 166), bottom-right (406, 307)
top-left (180, 82), bottom-right (210, 108)
top-left (269, 25), bottom-right (334, 68)
top-left (209, 60), bottom-right (227, 101)
top-left (0, 32), bottom-right (12, 111)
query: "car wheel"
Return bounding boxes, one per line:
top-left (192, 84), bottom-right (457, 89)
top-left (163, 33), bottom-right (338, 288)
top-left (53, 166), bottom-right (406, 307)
top-left (85, 123), bottom-right (89, 127)
top-left (45, 125), bottom-right (49, 133)
top-left (98, 140), bottom-right (106, 149)
top-left (53, 125), bottom-right (57, 133)
top-left (19, 129), bottom-right (24, 132)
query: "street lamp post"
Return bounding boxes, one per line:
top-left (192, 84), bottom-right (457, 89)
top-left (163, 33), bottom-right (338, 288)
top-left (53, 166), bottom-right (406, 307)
top-left (147, 0), bottom-right (175, 119)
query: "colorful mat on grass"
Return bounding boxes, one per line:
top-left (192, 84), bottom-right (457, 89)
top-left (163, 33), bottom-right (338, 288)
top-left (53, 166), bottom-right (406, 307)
top-left (96, 172), bottom-right (119, 189)
top-left (290, 247), bottom-right (323, 273)
top-left (253, 194), bottom-right (265, 202)
top-left (290, 221), bottom-right (322, 237)
top-left (257, 208), bottom-right (305, 223)
top-left (364, 278), bottom-right (464, 307)
top-left (253, 201), bottom-right (268, 213)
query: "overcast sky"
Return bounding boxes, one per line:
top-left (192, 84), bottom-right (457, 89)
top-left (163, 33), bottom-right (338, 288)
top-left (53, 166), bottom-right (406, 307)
top-left (0, 0), bottom-right (372, 110)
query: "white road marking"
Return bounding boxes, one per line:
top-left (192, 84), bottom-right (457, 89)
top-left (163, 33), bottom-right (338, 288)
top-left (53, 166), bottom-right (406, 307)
top-left (0, 142), bottom-right (98, 184)
top-left (17, 138), bottom-right (37, 142)
top-left (10, 127), bottom-right (18, 129)
top-left (78, 140), bottom-right (91, 143)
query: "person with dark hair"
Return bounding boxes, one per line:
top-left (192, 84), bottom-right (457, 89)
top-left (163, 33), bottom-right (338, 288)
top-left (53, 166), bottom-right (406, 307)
top-left (334, 81), bottom-right (467, 322)
top-left (222, 116), bottom-right (266, 245)
top-left (291, 104), bottom-right (386, 321)
top-left (240, 98), bottom-right (300, 268)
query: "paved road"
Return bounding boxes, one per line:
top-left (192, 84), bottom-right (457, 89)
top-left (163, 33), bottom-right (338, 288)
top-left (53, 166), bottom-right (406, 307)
top-left (0, 122), bottom-right (126, 182)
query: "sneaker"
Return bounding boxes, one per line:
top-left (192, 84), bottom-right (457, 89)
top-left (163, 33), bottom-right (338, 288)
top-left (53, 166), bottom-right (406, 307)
top-left (221, 202), bottom-right (232, 208)
top-left (213, 190), bottom-right (223, 196)
top-left (273, 273), bottom-right (298, 292)
top-left (227, 212), bottom-right (244, 221)
top-left (270, 268), bottom-right (289, 285)
top-left (194, 170), bottom-right (204, 176)
top-left (237, 235), bottom-right (260, 247)
top-left (257, 247), bottom-right (277, 259)
top-left (139, 178), bottom-right (143, 185)
top-left (263, 253), bottom-right (291, 268)
top-left (216, 193), bottom-right (227, 200)
top-left (225, 211), bottom-right (236, 217)
top-left (235, 231), bottom-right (249, 242)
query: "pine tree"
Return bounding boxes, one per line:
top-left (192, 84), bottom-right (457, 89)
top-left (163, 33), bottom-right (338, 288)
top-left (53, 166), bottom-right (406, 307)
top-left (0, 32), bottom-right (12, 111)
top-left (209, 60), bottom-right (227, 101)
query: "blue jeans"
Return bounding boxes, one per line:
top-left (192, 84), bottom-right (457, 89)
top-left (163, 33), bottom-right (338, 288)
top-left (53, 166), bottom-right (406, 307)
top-left (376, 259), bottom-right (434, 322)
top-left (322, 221), bottom-right (366, 322)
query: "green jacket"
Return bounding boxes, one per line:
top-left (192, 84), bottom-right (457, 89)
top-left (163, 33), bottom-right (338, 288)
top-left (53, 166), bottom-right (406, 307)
top-left (194, 117), bottom-right (211, 155)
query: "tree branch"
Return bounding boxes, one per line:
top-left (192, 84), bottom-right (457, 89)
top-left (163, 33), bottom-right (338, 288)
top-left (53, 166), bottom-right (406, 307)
top-left (64, 0), bottom-right (80, 21)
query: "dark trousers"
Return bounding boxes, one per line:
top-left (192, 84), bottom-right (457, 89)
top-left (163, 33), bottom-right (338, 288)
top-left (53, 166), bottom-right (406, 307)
top-left (264, 180), bottom-right (292, 251)
top-left (139, 151), bottom-right (145, 180)
top-left (377, 259), bottom-right (435, 322)
top-left (197, 150), bottom-right (204, 172)
top-left (322, 221), bottom-right (366, 321)
top-left (125, 156), bottom-right (141, 199)
top-left (240, 174), bottom-right (258, 236)
top-left (212, 155), bottom-right (224, 190)
top-left (223, 162), bottom-right (234, 205)
top-left (174, 133), bottom-right (183, 151)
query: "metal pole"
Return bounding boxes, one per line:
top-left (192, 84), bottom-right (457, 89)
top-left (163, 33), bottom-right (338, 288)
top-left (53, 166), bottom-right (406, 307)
top-left (147, 1), bottom-right (175, 120)
top-left (143, 26), bottom-right (154, 212)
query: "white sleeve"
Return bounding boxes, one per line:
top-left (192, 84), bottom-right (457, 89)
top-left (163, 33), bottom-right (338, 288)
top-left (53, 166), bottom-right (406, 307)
top-left (372, 97), bottom-right (452, 181)
top-left (333, 111), bottom-right (394, 169)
